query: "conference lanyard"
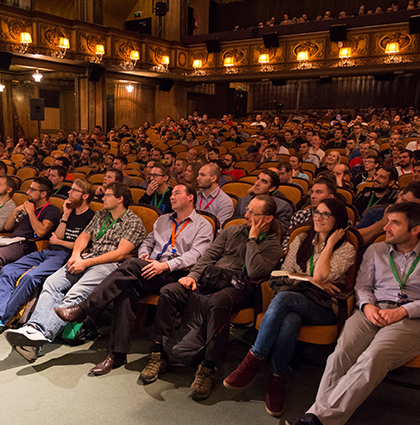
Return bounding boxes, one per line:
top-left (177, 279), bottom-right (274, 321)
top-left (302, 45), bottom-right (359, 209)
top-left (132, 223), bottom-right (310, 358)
top-left (36, 202), bottom-right (50, 219)
top-left (310, 249), bottom-right (315, 277)
top-left (96, 210), bottom-right (127, 241)
top-left (400, 168), bottom-right (413, 175)
top-left (389, 251), bottom-right (420, 296)
top-left (54, 185), bottom-right (63, 195)
top-left (0, 199), bottom-right (11, 210)
top-left (367, 192), bottom-right (382, 209)
top-left (199, 188), bottom-right (220, 210)
top-left (153, 188), bottom-right (169, 210)
top-left (156, 217), bottom-right (191, 260)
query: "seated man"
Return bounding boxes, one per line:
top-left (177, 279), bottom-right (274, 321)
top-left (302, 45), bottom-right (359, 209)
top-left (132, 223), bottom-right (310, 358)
top-left (139, 163), bottom-right (173, 214)
top-left (290, 154), bottom-right (309, 181)
top-left (54, 156), bottom-right (75, 181)
top-left (396, 149), bottom-right (415, 176)
top-left (413, 161), bottom-right (420, 182)
top-left (113, 155), bottom-right (137, 187)
top-left (2, 177), bottom-right (61, 269)
top-left (299, 139), bottom-right (320, 168)
top-left (353, 166), bottom-right (399, 218)
top-left (138, 195), bottom-right (282, 400)
top-left (288, 202), bottom-right (420, 425)
top-left (223, 153), bottom-right (245, 181)
top-left (95, 167), bottom-right (123, 200)
top-left (234, 169), bottom-right (292, 232)
top-left (47, 165), bottom-right (71, 197)
top-left (20, 146), bottom-right (44, 172)
top-left (196, 163), bottom-right (233, 226)
top-left (261, 144), bottom-right (279, 163)
top-left (0, 176), bottom-right (17, 232)
top-left (0, 179), bottom-right (95, 333)
top-left (54, 183), bottom-right (214, 375)
top-left (88, 156), bottom-right (103, 176)
top-left (5, 182), bottom-right (146, 354)
top-left (139, 160), bottom-right (157, 189)
top-left (172, 158), bottom-right (187, 183)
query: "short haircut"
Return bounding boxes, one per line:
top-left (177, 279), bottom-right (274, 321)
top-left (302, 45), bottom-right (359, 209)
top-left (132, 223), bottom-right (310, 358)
top-left (153, 147), bottom-right (163, 157)
top-left (313, 175), bottom-right (338, 195)
top-left (400, 149), bottom-right (415, 159)
top-left (102, 142), bottom-right (111, 150)
top-left (279, 162), bottom-right (292, 173)
top-left (0, 175), bottom-right (17, 196)
top-left (291, 152), bottom-right (303, 163)
top-left (0, 161), bottom-right (7, 174)
top-left (49, 165), bottom-right (67, 180)
top-left (152, 162), bottom-right (170, 177)
top-left (33, 177), bottom-right (54, 198)
top-left (176, 182), bottom-right (197, 205)
top-left (208, 148), bottom-right (220, 155)
top-left (206, 162), bottom-right (221, 184)
top-left (106, 182), bottom-right (133, 208)
top-left (165, 151), bottom-right (176, 159)
top-left (89, 156), bottom-right (101, 165)
top-left (298, 139), bottom-right (309, 147)
top-left (402, 182), bottom-right (420, 200)
top-left (381, 165), bottom-right (398, 184)
top-left (365, 154), bottom-right (381, 165)
top-left (176, 158), bottom-right (188, 167)
top-left (387, 202), bottom-right (420, 233)
top-left (106, 167), bottom-right (124, 183)
top-left (266, 143), bottom-right (278, 151)
top-left (260, 169), bottom-right (280, 191)
top-left (414, 161), bottom-right (420, 168)
top-left (226, 153), bottom-right (237, 163)
top-left (73, 178), bottom-right (95, 203)
top-left (115, 155), bottom-right (128, 166)
top-left (56, 156), bottom-right (70, 170)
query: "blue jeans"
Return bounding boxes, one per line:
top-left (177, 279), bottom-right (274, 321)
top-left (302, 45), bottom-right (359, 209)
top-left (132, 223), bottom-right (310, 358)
top-left (252, 291), bottom-right (337, 375)
top-left (28, 260), bottom-right (118, 342)
top-left (0, 249), bottom-right (70, 324)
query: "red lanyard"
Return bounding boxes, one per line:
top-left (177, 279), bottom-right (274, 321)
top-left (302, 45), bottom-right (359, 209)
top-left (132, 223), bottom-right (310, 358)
top-left (199, 189), bottom-right (220, 210)
top-left (36, 202), bottom-right (49, 219)
top-left (401, 168), bottom-right (413, 175)
top-left (171, 219), bottom-right (191, 250)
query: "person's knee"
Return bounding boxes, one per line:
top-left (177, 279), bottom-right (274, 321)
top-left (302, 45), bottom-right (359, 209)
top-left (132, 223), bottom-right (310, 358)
top-left (159, 282), bottom-right (182, 298)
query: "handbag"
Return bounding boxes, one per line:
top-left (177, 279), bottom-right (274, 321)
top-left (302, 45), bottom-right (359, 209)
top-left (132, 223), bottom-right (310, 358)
top-left (197, 265), bottom-right (235, 295)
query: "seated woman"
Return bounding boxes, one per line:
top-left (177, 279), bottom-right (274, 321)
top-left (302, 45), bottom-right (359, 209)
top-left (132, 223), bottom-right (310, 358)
top-left (183, 162), bottom-right (200, 190)
top-left (223, 198), bottom-right (355, 418)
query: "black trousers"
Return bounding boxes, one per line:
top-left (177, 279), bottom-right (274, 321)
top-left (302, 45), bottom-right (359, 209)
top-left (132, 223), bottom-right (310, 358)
top-left (151, 282), bottom-right (253, 363)
top-left (78, 257), bottom-right (186, 353)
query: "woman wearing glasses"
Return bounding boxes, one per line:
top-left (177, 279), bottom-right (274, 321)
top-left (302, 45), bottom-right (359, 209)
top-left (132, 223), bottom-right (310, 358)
top-left (223, 198), bottom-right (355, 418)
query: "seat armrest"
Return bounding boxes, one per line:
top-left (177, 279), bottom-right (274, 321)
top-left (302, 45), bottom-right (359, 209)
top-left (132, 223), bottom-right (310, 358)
top-left (336, 289), bottom-right (355, 335)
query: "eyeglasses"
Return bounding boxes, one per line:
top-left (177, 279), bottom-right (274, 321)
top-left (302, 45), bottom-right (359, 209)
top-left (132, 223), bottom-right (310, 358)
top-left (245, 207), bottom-right (265, 216)
top-left (313, 209), bottom-right (333, 220)
top-left (28, 187), bottom-right (42, 192)
top-left (69, 187), bottom-right (83, 194)
top-left (103, 193), bottom-right (115, 198)
top-left (150, 173), bottom-right (164, 178)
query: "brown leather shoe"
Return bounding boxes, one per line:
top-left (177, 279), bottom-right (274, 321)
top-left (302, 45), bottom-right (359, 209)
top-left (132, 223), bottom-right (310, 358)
top-left (54, 305), bottom-right (86, 323)
top-left (90, 353), bottom-right (127, 375)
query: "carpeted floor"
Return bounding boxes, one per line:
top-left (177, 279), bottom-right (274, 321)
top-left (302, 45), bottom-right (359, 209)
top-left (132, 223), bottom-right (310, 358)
top-left (1, 323), bottom-right (419, 425)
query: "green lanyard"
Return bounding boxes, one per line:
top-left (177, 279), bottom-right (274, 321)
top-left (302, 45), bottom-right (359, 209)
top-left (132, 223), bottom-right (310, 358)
top-left (54, 185), bottom-right (63, 195)
top-left (0, 199), bottom-right (11, 210)
top-left (153, 188), bottom-right (169, 209)
top-left (310, 248), bottom-right (315, 277)
top-left (96, 210), bottom-right (127, 241)
top-left (367, 192), bottom-right (382, 209)
top-left (388, 251), bottom-right (420, 293)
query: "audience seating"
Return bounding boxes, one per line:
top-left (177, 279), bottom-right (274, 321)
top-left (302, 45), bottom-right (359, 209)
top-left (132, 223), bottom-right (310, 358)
top-left (16, 167), bottom-right (38, 181)
top-left (48, 195), bottom-right (67, 213)
top-left (221, 182), bottom-right (253, 198)
top-left (399, 174), bottom-right (413, 187)
top-left (197, 210), bottom-right (220, 240)
top-left (20, 178), bottom-right (35, 192)
top-left (128, 204), bottom-right (161, 234)
top-left (238, 175), bottom-right (258, 184)
top-left (88, 174), bottom-right (105, 184)
top-left (337, 188), bottom-right (354, 205)
top-left (222, 217), bottom-right (246, 228)
top-left (12, 191), bottom-right (29, 206)
top-left (356, 181), bottom-right (373, 195)
top-left (277, 184), bottom-right (303, 205)
top-left (259, 161), bottom-right (279, 169)
top-left (292, 177), bottom-right (309, 195)
top-left (89, 200), bottom-right (104, 213)
top-left (130, 188), bottom-right (146, 203)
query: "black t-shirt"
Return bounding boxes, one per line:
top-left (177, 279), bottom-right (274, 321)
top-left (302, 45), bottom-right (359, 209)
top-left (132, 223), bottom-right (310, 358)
top-left (53, 185), bottom-right (70, 198)
top-left (12, 203), bottom-right (61, 239)
top-left (49, 208), bottom-right (95, 253)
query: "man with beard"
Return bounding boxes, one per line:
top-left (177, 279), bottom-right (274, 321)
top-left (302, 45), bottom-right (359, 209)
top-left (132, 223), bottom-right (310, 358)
top-left (0, 179), bottom-right (95, 333)
top-left (0, 176), bottom-right (17, 232)
top-left (353, 166), bottom-right (399, 218)
top-left (2, 177), bottom-right (61, 269)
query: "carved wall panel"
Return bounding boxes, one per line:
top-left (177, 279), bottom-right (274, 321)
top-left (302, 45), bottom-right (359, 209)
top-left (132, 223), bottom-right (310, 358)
top-left (79, 31), bottom-right (106, 56)
top-left (0, 15), bottom-right (32, 44)
top-left (188, 50), bottom-right (215, 68)
top-left (147, 44), bottom-right (171, 65)
top-left (328, 33), bottom-right (370, 59)
top-left (287, 38), bottom-right (326, 62)
top-left (372, 30), bottom-right (416, 55)
top-left (220, 47), bottom-right (248, 66)
top-left (38, 22), bottom-right (71, 49)
top-left (251, 44), bottom-right (285, 64)
top-left (114, 37), bottom-right (140, 61)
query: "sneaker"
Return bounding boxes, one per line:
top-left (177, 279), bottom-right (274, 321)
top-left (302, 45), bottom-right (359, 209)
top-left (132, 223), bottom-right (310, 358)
top-left (14, 345), bottom-right (44, 363)
top-left (189, 365), bottom-right (215, 401)
top-left (139, 352), bottom-right (169, 384)
top-left (5, 326), bottom-right (47, 348)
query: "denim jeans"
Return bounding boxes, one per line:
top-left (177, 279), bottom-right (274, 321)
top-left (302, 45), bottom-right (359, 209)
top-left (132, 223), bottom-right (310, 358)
top-left (252, 291), bottom-right (337, 375)
top-left (0, 249), bottom-right (69, 324)
top-left (28, 260), bottom-right (118, 342)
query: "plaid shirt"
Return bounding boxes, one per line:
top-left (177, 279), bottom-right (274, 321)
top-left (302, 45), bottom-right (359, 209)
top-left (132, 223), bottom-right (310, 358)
top-left (84, 209), bottom-right (146, 257)
top-left (282, 208), bottom-right (314, 250)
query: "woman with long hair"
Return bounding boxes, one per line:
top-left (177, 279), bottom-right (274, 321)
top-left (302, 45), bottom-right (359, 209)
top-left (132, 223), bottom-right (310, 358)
top-left (223, 198), bottom-right (355, 418)
top-left (183, 162), bottom-right (201, 190)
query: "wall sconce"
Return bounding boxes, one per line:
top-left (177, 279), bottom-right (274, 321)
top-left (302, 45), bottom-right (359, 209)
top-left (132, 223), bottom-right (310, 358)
top-left (258, 53), bottom-right (272, 72)
top-left (0, 83), bottom-right (5, 92)
top-left (52, 37), bottom-right (70, 59)
top-left (32, 69), bottom-right (43, 83)
top-left (18, 32), bottom-right (32, 53)
top-left (122, 50), bottom-right (139, 70)
top-left (385, 42), bottom-right (401, 63)
top-left (152, 55), bottom-right (170, 73)
top-left (126, 83), bottom-right (134, 93)
top-left (224, 57), bottom-right (238, 74)
top-left (297, 50), bottom-right (311, 69)
top-left (339, 47), bottom-right (353, 67)
top-left (90, 44), bottom-right (105, 63)
top-left (192, 59), bottom-right (205, 76)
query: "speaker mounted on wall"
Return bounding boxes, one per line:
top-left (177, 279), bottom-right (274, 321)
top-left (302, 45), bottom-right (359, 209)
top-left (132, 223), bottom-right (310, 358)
top-left (409, 15), bottom-right (420, 34)
top-left (156, 2), bottom-right (167, 17)
top-left (0, 51), bottom-right (13, 70)
top-left (263, 32), bottom-right (279, 49)
top-left (159, 79), bottom-right (174, 92)
top-left (30, 98), bottom-right (45, 121)
top-left (205, 39), bottom-right (220, 53)
top-left (329, 24), bottom-right (347, 42)
top-left (87, 65), bottom-right (104, 82)
top-left (271, 79), bottom-right (287, 86)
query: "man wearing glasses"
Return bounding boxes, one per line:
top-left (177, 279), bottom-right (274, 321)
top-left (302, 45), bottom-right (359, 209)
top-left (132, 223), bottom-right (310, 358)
top-left (2, 177), bottom-right (61, 269)
top-left (5, 182), bottom-right (146, 360)
top-left (0, 179), bottom-right (95, 336)
top-left (140, 163), bottom-right (173, 214)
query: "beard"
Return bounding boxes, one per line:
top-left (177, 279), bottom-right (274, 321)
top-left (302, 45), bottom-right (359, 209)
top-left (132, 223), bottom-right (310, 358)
top-left (67, 197), bottom-right (84, 209)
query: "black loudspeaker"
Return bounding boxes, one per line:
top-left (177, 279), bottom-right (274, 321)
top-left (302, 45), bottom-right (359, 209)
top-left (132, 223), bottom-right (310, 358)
top-left (30, 98), bottom-right (45, 121)
top-left (159, 79), bottom-right (174, 92)
top-left (156, 2), bottom-right (167, 16)
top-left (329, 24), bottom-right (347, 42)
top-left (205, 39), bottom-right (220, 53)
top-left (88, 65), bottom-right (104, 82)
top-left (374, 73), bottom-right (397, 82)
top-left (271, 79), bottom-right (287, 86)
top-left (263, 32), bottom-right (279, 49)
top-left (0, 51), bottom-right (12, 70)
top-left (409, 15), bottom-right (420, 34)
top-left (319, 76), bottom-right (333, 84)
